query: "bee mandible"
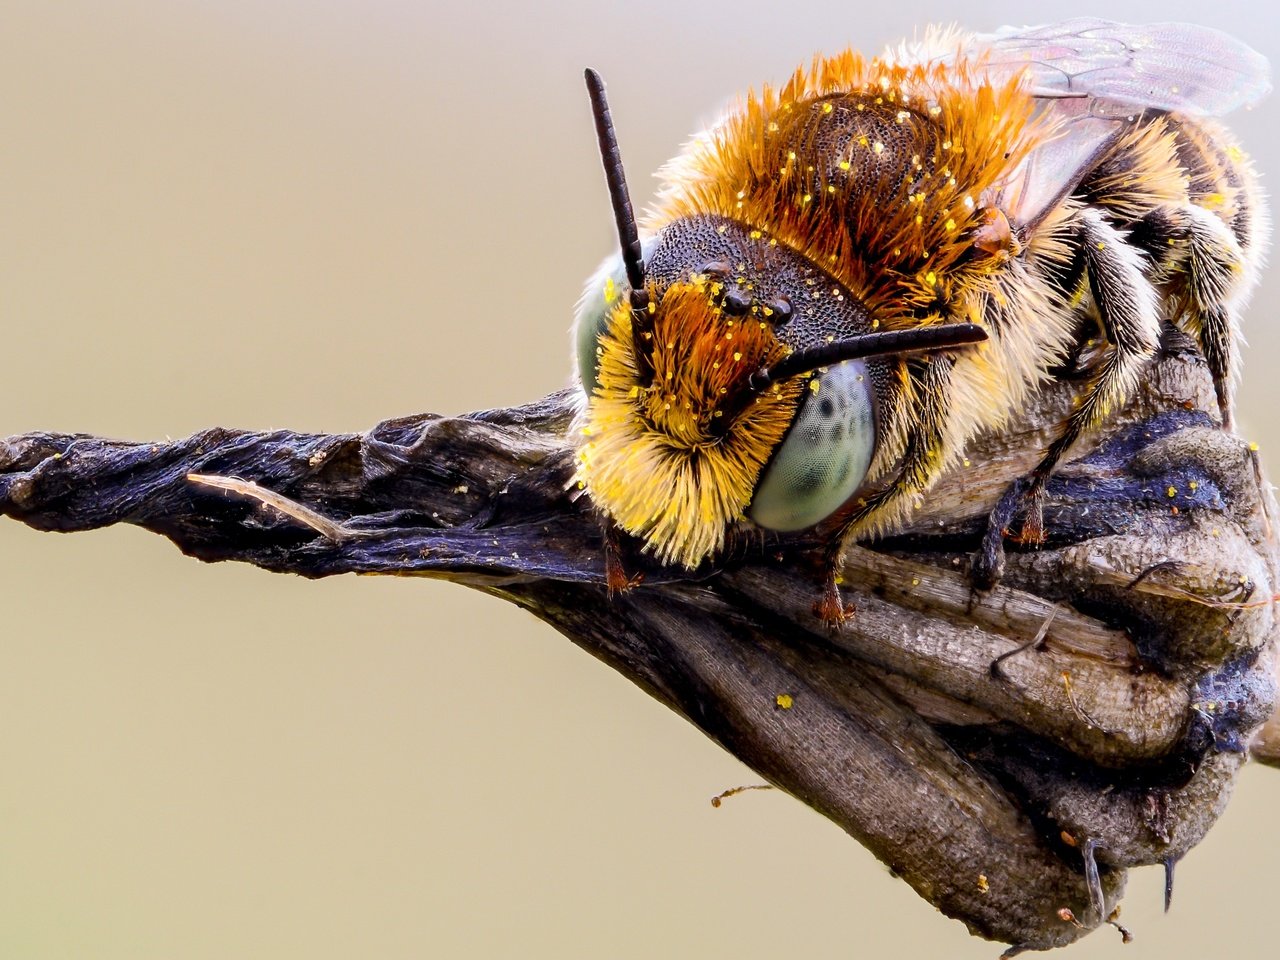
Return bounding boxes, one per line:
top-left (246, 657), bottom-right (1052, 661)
top-left (573, 19), bottom-right (1270, 617)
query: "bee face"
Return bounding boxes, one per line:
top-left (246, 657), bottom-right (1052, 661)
top-left (575, 217), bottom-right (883, 568)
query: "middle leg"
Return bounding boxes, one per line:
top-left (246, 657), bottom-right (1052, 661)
top-left (973, 208), bottom-right (1162, 588)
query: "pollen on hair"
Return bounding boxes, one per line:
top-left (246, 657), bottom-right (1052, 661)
top-left (575, 282), bottom-right (802, 569)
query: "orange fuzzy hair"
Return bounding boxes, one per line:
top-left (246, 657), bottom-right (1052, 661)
top-left (651, 39), bottom-right (1044, 331)
top-left (575, 278), bottom-right (803, 568)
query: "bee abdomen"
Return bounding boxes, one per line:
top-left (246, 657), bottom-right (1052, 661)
top-left (1166, 117), bottom-right (1261, 253)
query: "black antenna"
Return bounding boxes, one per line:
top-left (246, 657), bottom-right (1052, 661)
top-left (748, 324), bottom-right (989, 393)
top-left (584, 68), bottom-right (649, 317)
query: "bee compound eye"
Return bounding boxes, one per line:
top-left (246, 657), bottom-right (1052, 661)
top-left (748, 359), bottom-right (876, 532)
top-left (575, 239), bottom-right (658, 394)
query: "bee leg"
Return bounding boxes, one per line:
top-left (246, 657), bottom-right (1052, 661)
top-left (822, 357), bottom-right (953, 627)
top-left (601, 521), bottom-right (643, 595)
top-left (974, 209), bottom-right (1161, 588)
top-left (1175, 204), bottom-right (1247, 432)
top-left (815, 558), bottom-right (854, 628)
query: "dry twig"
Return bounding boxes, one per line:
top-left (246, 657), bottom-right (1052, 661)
top-left (1, 340), bottom-right (1276, 953)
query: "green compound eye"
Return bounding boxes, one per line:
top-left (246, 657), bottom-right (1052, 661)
top-left (574, 241), bottom-right (656, 395)
top-left (748, 360), bottom-right (876, 532)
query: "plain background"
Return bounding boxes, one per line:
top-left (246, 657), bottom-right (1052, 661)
top-left (1, 1), bottom-right (1278, 957)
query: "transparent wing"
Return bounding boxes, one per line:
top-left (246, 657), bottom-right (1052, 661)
top-left (975, 18), bottom-right (1271, 119)
top-left (926, 20), bottom-right (1271, 229)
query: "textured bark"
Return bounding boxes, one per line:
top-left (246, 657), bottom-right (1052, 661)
top-left (1, 339), bottom-right (1276, 953)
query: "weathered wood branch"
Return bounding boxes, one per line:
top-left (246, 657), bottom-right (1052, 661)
top-left (1, 340), bottom-right (1276, 953)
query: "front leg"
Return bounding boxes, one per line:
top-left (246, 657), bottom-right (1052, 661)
top-left (822, 356), bottom-right (955, 626)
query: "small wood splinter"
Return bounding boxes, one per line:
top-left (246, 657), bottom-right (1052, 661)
top-left (187, 473), bottom-right (351, 542)
top-left (710, 784), bottom-right (775, 807)
top-left (990, 605), bottom-right (1060, 679)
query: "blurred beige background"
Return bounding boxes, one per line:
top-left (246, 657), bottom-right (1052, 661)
top-left (1, 2), bottom-right (1278, 957)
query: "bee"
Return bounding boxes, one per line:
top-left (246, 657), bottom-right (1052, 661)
top-left (573, 19), bottom-right (1270, 617)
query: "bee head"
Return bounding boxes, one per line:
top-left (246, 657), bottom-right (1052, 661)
top-left (577, 263), bottom-right (807, 569)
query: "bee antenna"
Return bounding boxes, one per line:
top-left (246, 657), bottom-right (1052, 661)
top-left (584, 68), bottom-right (648, 313)
top-left (748, 324), bottom-right (988, 393)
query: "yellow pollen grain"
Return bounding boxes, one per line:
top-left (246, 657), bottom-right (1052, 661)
top-left (871, 319), bottom-right (880, 330)
top-left (736, 189), bottom-right (746, 199)
top-left (628, 385), bottom-right (640, 399)
top-left (1190, 480), bottom-right (1199, 491)
top-left (603, 277), bottom-right (617, 303)
top-left (733, 351), bottom-right (742, 361)
top-left (1167, 485), bottom-right (1178, 498)
top-left (775, 693), bottom-right (794, 709)
top-left (788, 150), bottom-right (796, 160)
top-left (839, 160), bottom-right (851, 171)
top-left (872, 141), bottom-right (884, 155)
top-left (822, 102), bottom-right (834, 114)
top-left (802, 193), bottom-right (812, 203)
top-left (858, 135), bottom-right (868, 147)
top-left (945, 218), bottom-right (956, 231)
top-left (809, 379), bottom-right (820, 393)
top-left (942, 140), bottom-right (952, 150)
top-left (767, 121), bottom-right (779, 132)
top-left (1250, 441), bottom-right (1260, 451)
top-left (750, 229), bottom-right (763, 239)
top-left (915, 214), bottom-right (923, 225)
top-left (926, 271), bottom-right (937, 285)
top-left (1096, 241), bottom-right (1107, 250)
top-left (896, 110), bottom-right (909, 122)
top-left (827, 185), bottom-right (836, 194)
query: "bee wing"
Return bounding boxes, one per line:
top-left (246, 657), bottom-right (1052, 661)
top-left (973, 18), bottom-right (1271, 118)
top-left (954, 20), bottom-right (1271, 229)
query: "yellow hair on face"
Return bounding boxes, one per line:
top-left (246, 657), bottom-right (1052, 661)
top-left (576, 280), bottom-right (803, 568)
